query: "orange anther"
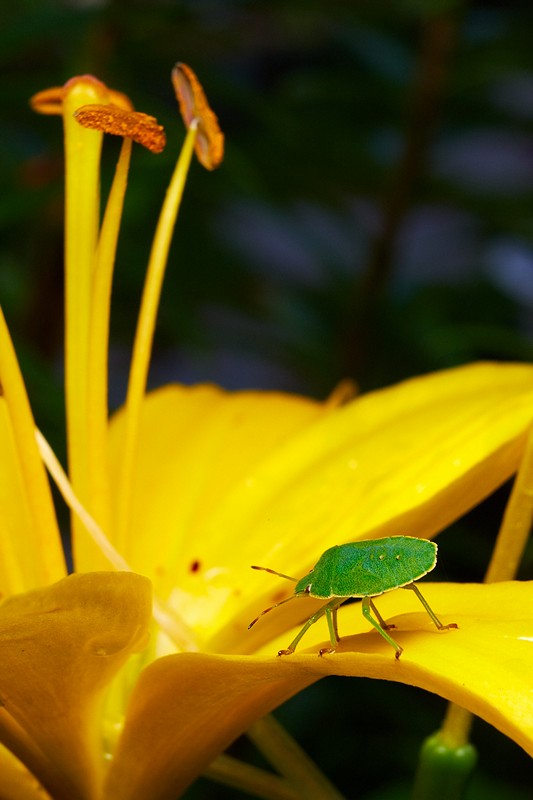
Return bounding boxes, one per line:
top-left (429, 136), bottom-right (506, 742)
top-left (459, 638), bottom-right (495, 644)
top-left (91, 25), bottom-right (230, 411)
top-left (74, 104), bottom-right (166, 154)
top-left (30, 76), bottom-right (132, 116)
top-left (171, 62), bottom-right (224, 170)
top-left (29, 86), bottom-right (64, 115)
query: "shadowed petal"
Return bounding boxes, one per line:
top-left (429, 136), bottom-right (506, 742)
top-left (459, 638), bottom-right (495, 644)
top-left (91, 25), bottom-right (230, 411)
top-left (104, 581), bottom-right (532, 800)
top-left (0, 573), bottom-right (152, 800)
top-left (0, 744), bottom-right (50, 800)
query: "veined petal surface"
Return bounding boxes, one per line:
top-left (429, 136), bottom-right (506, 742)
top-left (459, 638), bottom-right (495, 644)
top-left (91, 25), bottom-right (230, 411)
top-left (0, 572), bottom-right (152, 800)
top-left (106, 363), bottom-right (533, 650)
top-left (104, 581), bottom-right (533, 800)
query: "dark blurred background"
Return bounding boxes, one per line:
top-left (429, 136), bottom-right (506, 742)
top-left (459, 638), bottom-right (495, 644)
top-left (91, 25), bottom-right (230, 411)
top-left (1, 1), bottom-right (532, 797)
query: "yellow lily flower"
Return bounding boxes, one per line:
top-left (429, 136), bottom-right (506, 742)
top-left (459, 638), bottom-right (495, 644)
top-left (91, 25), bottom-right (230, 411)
top-left (0, 66), bottom-right (532, 800)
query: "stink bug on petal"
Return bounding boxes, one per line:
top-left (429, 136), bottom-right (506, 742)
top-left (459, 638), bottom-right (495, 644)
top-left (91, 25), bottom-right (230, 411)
top-left (248, 536), bottom-right (457, 659)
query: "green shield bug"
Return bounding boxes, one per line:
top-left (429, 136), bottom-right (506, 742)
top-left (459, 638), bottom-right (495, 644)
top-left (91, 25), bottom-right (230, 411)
top-left (248, 536), bottom-right (457, 659)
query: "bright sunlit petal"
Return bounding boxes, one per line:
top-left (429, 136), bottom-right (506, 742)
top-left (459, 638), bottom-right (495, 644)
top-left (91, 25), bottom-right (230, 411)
top-left (106, 363), bottom-right (533, 651)
top-left (102, 581), bottom-right (533, 800)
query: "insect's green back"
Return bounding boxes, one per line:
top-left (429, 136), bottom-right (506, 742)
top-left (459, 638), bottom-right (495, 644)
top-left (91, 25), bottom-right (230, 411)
top-left (294, 536), bottom-right (437, 599)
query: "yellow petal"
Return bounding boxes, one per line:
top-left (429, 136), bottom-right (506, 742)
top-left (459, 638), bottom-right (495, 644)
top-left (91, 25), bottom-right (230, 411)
top-left (108, 362), bottom-right (533, 649)
top-left (103, 581), bottom-right (532, 800)
top-left (0, 399), bottom-right (42, 596)
top-left (0, 308), bottom-right (65, 596)
top-left (0, 745), bottom-right (50, 800)
top-left (106, 382), bottom-right (323, 587)
top-left (0, 572), bottom-right (152, 800)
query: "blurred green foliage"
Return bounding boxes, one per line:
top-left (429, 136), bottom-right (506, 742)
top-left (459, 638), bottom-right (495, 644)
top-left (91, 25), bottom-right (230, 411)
top-left (1, 1), bottom-right (532, 797)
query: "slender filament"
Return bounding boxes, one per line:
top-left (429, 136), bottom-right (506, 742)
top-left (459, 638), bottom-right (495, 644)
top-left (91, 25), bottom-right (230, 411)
top-left (115, 123), bottom-right (198, 550)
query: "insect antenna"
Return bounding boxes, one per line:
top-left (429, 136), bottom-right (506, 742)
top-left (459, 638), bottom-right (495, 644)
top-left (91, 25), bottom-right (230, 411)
top-left (248, 594), bottom-right (297, 630)
top-left (250, 565), bottom-right (298, 582)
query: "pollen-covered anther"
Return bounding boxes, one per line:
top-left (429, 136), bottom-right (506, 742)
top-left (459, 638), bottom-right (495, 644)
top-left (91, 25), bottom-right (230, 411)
top-left (74, 104), bottom-right (167, 154)
top-left (171, 62), bottom-right (224, 170)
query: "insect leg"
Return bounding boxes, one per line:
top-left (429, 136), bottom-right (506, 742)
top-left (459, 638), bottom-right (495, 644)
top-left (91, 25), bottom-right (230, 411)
top-left (319, 599), bottom-right (344, 655)
top-left (368, 597), bottom-right (396, 630)
top-left (278, 599), bottom-right (340, 657)
top-left (362, 596), bottom-right (403, 659)
top-left (403, 583), bottom-right (458, 631)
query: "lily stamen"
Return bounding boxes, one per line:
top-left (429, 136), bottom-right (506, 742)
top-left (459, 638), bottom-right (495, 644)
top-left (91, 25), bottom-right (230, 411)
top-left (74, 105), bottom-right (167, 154)
top-left (115, 63), bottom-right (223, 547)
top-left (172, 62), bottom-right (224, 169)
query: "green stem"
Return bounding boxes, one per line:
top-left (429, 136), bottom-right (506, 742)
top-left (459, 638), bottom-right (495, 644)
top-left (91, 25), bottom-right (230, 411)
top-left (411, 730), bottom-right (477, 800)
top-left (205, 755), bottom-right (300, 800)
top-left (413, 421), bottom-right (533, 798)
top-left (247, 714), bottom-right (345, 800)
top-left (438, 703), bottom-right (475, 749)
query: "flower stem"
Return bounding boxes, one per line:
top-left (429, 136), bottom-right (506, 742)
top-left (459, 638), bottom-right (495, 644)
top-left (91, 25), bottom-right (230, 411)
top-left (205, 754), bottom-right (300, 800)
top-left (413, 422), bottom-right (533, 798)
top-left (343, 13), bottom-right (458, 375)
top-left (484, 422), bottom-right (533, 583)
top-left (411, 730), bottom-right (477, 800)
top-left (247, 715), bottom-right (345, 800)
top-left (438, 703), bottom-right (475, 749)
top-left (62, 81), bottom-right (104, 520)
top-left (115, 123), bottom-right (198, 552)
top-left (86, 137), bottom-right (133, 548)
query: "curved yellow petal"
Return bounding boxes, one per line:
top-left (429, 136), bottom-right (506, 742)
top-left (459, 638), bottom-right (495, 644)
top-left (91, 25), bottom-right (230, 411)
top-left (103, 581), bottom-right (532, 800)
top-left (108, 362), bottom-right (533, 650)
top-left (0, 310), bottom-right (65, 597)
top-left (0, 436), bottom-right (64, 593)
top-left (0, 400), bottom-right (41, 597)
top-left (0, 572), bottom-right (152, 800)
top-left (0, 745), bottom-right (50, 800)
top-left (106, 382), bottom-right (323, 584)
